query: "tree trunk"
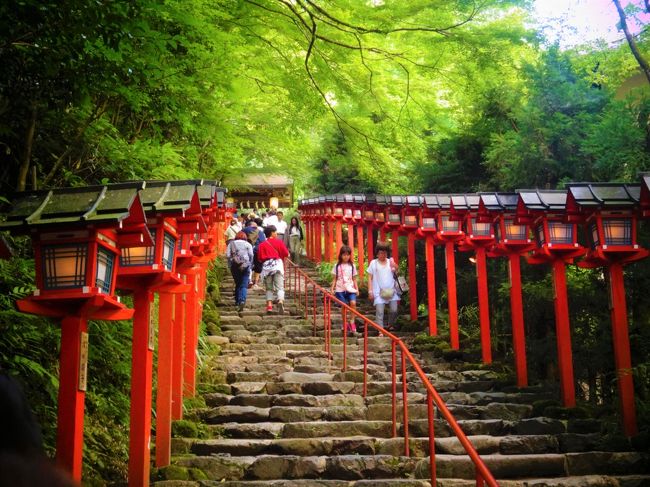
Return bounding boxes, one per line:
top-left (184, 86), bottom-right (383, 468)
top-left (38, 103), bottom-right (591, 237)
top-left (612, 0), bottom-right (650, 85)
top-left (16, 103), bottom-right (37, 192)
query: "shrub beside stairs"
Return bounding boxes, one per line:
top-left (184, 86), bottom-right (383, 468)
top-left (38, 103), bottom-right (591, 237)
top-left (154, 267), bottom-right (650, 486)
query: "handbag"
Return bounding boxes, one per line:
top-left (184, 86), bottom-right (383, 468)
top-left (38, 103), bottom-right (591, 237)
top-left (344, 282), bottom-right (358, 294)
top-left (379, 287), bottom-right (395, 300)
top-left (393, 272), bottom-right (409, 294)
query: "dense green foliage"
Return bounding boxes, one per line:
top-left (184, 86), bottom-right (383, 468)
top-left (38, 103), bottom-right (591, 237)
top-left (1, 0), bottom-right (650, 483)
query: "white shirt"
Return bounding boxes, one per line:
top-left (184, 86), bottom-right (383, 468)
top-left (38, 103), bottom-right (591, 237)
top-left (367, 258), bottom-right (399, 304)
top-left (266, 214), bottom-right (279, 229)
top-left (276, 220), bottom-right (288, 235)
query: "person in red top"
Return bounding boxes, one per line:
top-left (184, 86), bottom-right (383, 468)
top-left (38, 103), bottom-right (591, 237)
top-left (257, 225), bottom-right (289, 313)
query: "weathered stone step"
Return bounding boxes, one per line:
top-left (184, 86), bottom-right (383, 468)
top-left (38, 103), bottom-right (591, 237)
top-left (205, 416), bottom-right (579, 440)
top-left (201, 402), bottom-right (533, 425)
top-left (172, 434), bottom-right (599, 457)
top-left (153, 476), bottom-right (650, 487)
top-left (171, 452), bottom-right (650, 481)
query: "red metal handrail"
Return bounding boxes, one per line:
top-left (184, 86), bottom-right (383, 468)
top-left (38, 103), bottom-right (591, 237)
top-left (284, 260), bottom-right (498, 487)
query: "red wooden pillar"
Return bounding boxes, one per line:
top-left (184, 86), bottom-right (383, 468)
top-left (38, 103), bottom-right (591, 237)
top-left (324, 221), bottom-right (332, 262)
top-left (609, 262), bottom-right (637, 436)
top-left (475, 247), bottom-right (492, 364)
top-left (308, 220), bottom-right (314, 261)
top-left (129, 289), bottom-right (154, 487)
top-left (347, 223), bottom-right (355, 253)
top-left (445, 241), bottom-right (459, 350)
top-left (156, 293), bottom-right (174, 467)
top-left (425, 236), bottom-right (437, 336)
top-left (551, 259), bottom-right (575, 408)
top-left (56, 315), bottom-right (88, 482)
top-left (392, 231), bottom-right (399, 264)
top-left (183, 270), bottom-right (199, 397)
top-left (335, 220), bottom-right (343, 255)
top-left (379, 227), bottom-right (387, 241)
top-left (508, 253), bottom-right (528, 388)
top-left (407, 233), bottom-right (418, 321)
top-left (172, 293), bottom-right (185, 420)
top-left (367, 228), bottom-right (375, 263)
top-left (309, 221), bottom-right (315, 261)
top-left (356, 225), bottom-right (365, 281)
top-left (311, 220), bottom-right (322, 264)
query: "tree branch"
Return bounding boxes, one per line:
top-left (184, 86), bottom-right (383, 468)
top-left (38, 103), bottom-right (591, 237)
top-left (612, 0), bottom-right (650, 85)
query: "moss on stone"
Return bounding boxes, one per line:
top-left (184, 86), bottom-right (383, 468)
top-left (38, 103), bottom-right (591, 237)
top-left (157, 465), bottom-right (190, 480)
top-left (172, 419), bottom-right (199, 438)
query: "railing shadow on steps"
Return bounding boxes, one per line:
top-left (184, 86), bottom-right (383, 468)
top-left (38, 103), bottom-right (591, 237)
top-left (284, 259), bottom-right (499, 487)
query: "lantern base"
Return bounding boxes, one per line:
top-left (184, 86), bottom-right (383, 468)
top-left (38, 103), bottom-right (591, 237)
top-left (17, 293), bottom-right (133, 321)
top-left (578, 247), bottom-right (649, 268)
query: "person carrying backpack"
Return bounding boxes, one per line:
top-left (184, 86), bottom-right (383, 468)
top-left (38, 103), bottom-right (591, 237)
top-left (257, 225), bottom-right (289, 314)
top-left (226, 231), bottom-right (254, 312)
top-left (243, 220), bottom-right (266, 289)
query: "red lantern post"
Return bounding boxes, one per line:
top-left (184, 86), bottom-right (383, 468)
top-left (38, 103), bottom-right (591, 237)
top-left (385, 196), bottom-right (403, 264)
top-left (352, 195), bottom-right (366, 280)
top-left (342, 194), bottom-right (355, 253)
top-left (116, 181), bottom-right (199, 486)
top-left (324, 195), bottom-right (335, 262)
top-left (333, 194), bottom-right (345, 254)
top-left (363, 195), bottom-right (379, 263)
top-left (418, 195), bottom-right (440, 336)
top-left (451, 194), bottom-right (495, 364)
top-left (517, 190), bottom-right (585, 407)
top-left (479, 193), bottom-right (535, 388)
top-left (400, 196), bottom-right (421, 321)
top-left (0, 183), bottom-right (151, 482)
top-left (434, 196), bottom-right (466, 350)
top-left (566, 182), bottom-right (648, 436)
top-left (154, 181), bottom-right (211, 468)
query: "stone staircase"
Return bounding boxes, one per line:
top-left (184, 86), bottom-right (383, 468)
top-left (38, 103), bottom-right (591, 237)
top-left (156, 267), bottom-right (650, 487)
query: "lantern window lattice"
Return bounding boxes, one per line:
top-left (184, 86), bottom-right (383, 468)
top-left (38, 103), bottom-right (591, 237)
top-left (469, 218), bottom-right (491, 236)
top-left (603, 219), bottom-right (632, 246)
top-left (548, 221), bottom-right (573, 244)
top-left (42, 244), bottom-right (88, 290)
top-left (95, 247), bottom-right (115, 294)
top-left (504, 220), bottom-right (528, 240)
top-left (440, 215), bottom-right (458, 232)
top-left (121, 229), bottom-right (156, 266)
top-left (162, 232), bottom-right (176, 271)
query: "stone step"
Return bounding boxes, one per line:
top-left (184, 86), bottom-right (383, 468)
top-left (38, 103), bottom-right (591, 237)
top-left (171, 452), bottom-right (650, 481)
top-left (172, 434), bottom-right (618, 458)
top-left (154, 476), bottom-right (650, 487)
top-left (202, 392), bottom-right (535, 421)
top-left (203, 416), bottom-right (575, 440)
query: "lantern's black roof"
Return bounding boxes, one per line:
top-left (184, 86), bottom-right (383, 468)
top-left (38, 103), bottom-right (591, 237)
top-left (195, 180), bottom-right (225, 208)
top-left (325, 195), bottom-right (336, 202)
top-left (479, 192), bottom-right (519, 212)
top-left (450, 194), bottom-right (481, 212)
top-left (376, 195), bottom-right (389, 205)
top-left (516, 189), bottom-right (567, 211)
top-left (566, 183), bottom-right (641, 211)
top-left (386, 195), bottom-right (405, 207)
top-left (422, 194), bottom-right (439, 209)
top-left (638, 173), bottom-right (650, 206)
top-left (365, 194), bottom-right (377, 204)
top-left (140, 181), bottom-right (202, 215)
top-left (0, 182), bottom-right (146, 231)
top-left (406, 195), bottom-right (422, 207)
top-left (335, 194), bottom-right (345, 203)
top-left (318, 196), bottom-right (326, 203)
top-left (340, 194), bottom-right (365, 204)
